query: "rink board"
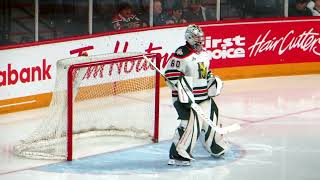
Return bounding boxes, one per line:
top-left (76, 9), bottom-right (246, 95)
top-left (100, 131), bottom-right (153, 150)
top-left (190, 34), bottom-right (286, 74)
top-left (1, 61), bottom-right (320, 114)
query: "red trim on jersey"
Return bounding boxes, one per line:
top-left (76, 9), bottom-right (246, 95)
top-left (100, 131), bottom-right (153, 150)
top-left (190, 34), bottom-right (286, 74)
top-left (172, 90), bottom-right (178, 97)
top-left (165, 72), bottom-right (184, 77)
top-left (172, 91), bottom-right (178, 95)
top-left (171, 89), bottom-right (207, 95)
top-left (193, 89), bottom-right (208, 94)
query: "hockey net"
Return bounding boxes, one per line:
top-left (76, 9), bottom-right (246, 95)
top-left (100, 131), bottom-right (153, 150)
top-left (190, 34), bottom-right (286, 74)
top-left (14, 53), bottom-right (160, 160)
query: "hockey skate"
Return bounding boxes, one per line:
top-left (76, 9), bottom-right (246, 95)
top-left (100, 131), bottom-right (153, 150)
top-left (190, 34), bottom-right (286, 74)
top-left (168, 154), bottom-right (191, 166)
top-left (168, 158), bottom-right (191, 166)
top-left (211, 152), bottom-right (225, 158)
top-left (210, 140), bottom-right (228, 158)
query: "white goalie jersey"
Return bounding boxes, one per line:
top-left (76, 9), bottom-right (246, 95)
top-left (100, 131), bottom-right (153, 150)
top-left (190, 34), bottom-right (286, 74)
top-left (164, 44), bottom-right (213, 103)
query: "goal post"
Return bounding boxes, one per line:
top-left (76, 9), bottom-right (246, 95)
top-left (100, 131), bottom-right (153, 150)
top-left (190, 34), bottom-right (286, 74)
top-left (66, 53), bottom-right (160, 161)
top-left (14, 53), bottom-right (161, 161)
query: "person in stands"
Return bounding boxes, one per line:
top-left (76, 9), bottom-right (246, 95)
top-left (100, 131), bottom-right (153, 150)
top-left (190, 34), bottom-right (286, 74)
top-left (307, 0), bottom-right (320, 16)
top-left (111, 2), bottom-right (146, 30)
top-left (153, 0), bottom-right (173, 26)
top-left (167, 3), bottom-right (187, 24)
top-left (288, 0), bottom-right (313, 16)
top-left (184, 0), bottom-right (207, 22)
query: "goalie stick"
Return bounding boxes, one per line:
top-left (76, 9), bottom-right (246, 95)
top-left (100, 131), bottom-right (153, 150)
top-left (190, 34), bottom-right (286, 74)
top-left (142, 55), bottom-right (240, 134)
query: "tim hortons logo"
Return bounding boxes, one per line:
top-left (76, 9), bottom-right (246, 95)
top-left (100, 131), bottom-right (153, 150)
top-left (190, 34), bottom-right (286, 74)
top-left (205, 35), bottom-right (246, 59)
top-left (248, 28), bottom-right (320, 57)
top-left (80, 58), bottom-right (156, 80)
top-left (0, 59), bottom-right (52, 87)
top-left (74, 42), bottom-right (174, 80)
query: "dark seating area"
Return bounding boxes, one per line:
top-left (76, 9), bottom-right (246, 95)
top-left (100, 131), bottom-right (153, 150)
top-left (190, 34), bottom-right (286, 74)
top-left (0, 0), bottom-right (309, 46)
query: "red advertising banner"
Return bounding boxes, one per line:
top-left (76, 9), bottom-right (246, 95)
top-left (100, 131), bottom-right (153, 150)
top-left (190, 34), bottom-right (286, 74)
top-left (201, 19), bottom-right (320, 68)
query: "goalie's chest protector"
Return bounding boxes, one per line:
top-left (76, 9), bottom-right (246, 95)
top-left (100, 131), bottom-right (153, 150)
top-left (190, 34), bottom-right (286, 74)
top-left (171, 47), bottom-right (212, 101)
top-left (182, 51), bottom-right (211, 80)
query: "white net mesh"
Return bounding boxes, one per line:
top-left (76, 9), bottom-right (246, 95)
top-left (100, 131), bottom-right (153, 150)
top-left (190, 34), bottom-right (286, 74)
top-left (14, 53), bottom-right (158, 160)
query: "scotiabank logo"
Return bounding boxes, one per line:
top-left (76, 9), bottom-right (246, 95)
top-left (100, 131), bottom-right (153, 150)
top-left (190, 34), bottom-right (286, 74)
top-left (205, 35), bottom-right (246, 59)
top-left (0, 59), bottom-right (52, 87)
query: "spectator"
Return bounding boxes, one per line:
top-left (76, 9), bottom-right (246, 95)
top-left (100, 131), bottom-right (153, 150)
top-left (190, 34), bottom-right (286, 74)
top-left (288, 0), bottom-right (313, 16)
top-left (167, 4), bottom-right (187, 24)
top-left (307, 0), bottom-right (320, 16)
top-left (184, 0), bottom-right (207, 22)
top-left (111, 2), bottom-right (147, 30)
top-left (153, 0), bottom-right (172, 26)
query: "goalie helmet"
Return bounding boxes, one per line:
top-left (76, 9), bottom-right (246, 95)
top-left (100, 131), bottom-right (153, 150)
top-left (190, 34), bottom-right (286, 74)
top-left (185, 24), bottom-right (204, 51)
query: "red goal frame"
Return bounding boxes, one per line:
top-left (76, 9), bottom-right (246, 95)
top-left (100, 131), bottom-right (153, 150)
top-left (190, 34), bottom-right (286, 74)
top-left (66, 53), bottom-right (160, 161)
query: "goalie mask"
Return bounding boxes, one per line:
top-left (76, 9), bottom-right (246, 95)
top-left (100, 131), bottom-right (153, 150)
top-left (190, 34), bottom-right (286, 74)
top-left (185, 24), bottom-right (204, 51)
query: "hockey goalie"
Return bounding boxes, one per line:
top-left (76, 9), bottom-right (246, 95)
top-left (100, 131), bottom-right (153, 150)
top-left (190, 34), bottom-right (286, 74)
top-left (165, 24), bottom-right (228, 166)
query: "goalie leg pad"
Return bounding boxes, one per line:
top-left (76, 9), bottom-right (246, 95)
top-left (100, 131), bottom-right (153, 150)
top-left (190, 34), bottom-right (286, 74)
top-left (169, 107), bottom-right (204, 160)
top-left (199, 99), bottom-right (228, 156)
top-left (176, 108), bottom-right (203, 160)
top-left (169, 120), bottom-right (193, 162)
top-left (173, 101), bottom-right (191, 121)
